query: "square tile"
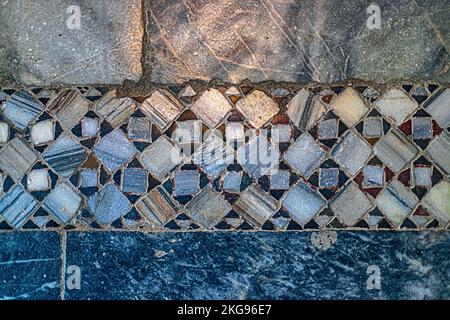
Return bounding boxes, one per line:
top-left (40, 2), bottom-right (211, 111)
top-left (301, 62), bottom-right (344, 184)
top-left (374, 89), bottom-right (418, 125)
top-left (174, 120), bottom-right (202, 144)
top-left (318, 119), bottom-right (337, 140)
top-left (413, 166), bottom-right (432, 187)
top-left (140, 136), bottom-right (184, 181)
top-left (222, 171), bottom-right (242, 192)
top-left (47, 90), bottom-right (89, 130)
top-left (330, 88), bottom-right (368, 127)
top-left (191, 89), bottom-right (232, 128)
top-left (426, 131), bottom-right (450, 175)
top-left (0, 138), bottom-right (37, 181)
top-left (282, 181), bottom-right (326, 225)
top-left (186, 186), bottom-right (231, 228)
top-left (81, 117), bottom-right (99, 138)
top-left (331, 131), bottom-right (371, 176)
top-left (0, 122), bottom-right (9, 143)
top-left (272, 124), bottom-right (291, 143)
top-left (412, 117), bottom-right (432, 140)
top-left (286, 89), bottom-right (326, 130)
top-left (43, 182), bottom-right (81, 224)
top-left (173, 170), bottom-right (199, 197)
top-left (422, 181), bottom-right (450, 223)
top-left (331, 182), bottom-right (372, 226)
top-left (236, 90), bottom-right (279, 128)
top-left (270, 170), bottom-right (290, 190)
top-left (0, 184), bottom-right (38, 228)
top-left (1, 92), bottom-right (43, 130)
top-left (234, 184), bottom-right (278, 227)
top-left (95, 93), bottom-right (136, 127)
top-left (128, 117), bottom-right (151, 141)
top-left (136, 186), bottom-right (178, 227)
top-left (363, 165), bottom-right (384, 187)
top-left (375, 180), bottom-right (419, 226)
top-left (363, 117), bottom-right (383, 137)
top-left (141, 89), bottom-right (184, 130)
top-left (122, 168), bottom-right (148, 194)
top-left (88, 183), bottom-right (131, 225)
top-left (80, 169), bottom-right (98, 188)
top-left (374, 129), bottom-right (419, 172)
top-left (319, 168), bottom-right (339, 188)
top-left (226, 122), bottom-right (245, 141)
top-left (31, 120), bottom-right (54, 145)
top-left (27, 169), bottom-right (50, 191)
top-left (283, 133), bottom-right (325, 178)
top-left (424, 88), bottom-right (450, 128)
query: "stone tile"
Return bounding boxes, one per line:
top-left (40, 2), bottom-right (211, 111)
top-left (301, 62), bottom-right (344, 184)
top-left (318, 119), bottom-right (337, 140)
top-left (174, 120), bottom-right (202, 144)
top-left (222, 171), bottom-right (242, 192)
top-left (330, 88), bottom-right (368, 127)
top-left (128, 117), bottom-right (151, 141)
top-left (282, 181), bottom-right (326, 225)
top-left (88, 183), bottom-right (131, 225)
top-left (363, 165), bottom-right (384, 187)
top-left (225, 122), bottom-right (245, 141)
top-left (140, 136), bottom-right (184, 181)
top-left (331, 131), bottom-right (371, 176)
top-left (95, 92), bottom-right (137, 127)
top-left (426, 131), bottom-right (450, 175)
top-left (236, 90), bottom-right (278, 128)
top-left (27, 169), bottom-right (50, 192)
top-left (191, 89), bottom-right (232, 128)
top-left (42, 134), bottom-right (86, 177)
top-left (286, 90), bottom-right (326, 130)
top-left (47, 90), bottom-right (89, 129)
top-left (237, 134), bottom-right (280, 179)
top-left (319, 168), bottom-right (339, 188)
top-left (422, 181), bottom-right (450, 223)
top-left (93, 129), bottom-right (136, 173)
top-left (80, 169), bottom-right (98, 188)
top-left (0, 138), bottom-right (37, 181)
top-left (375, 180), bottom-right (419, 226)
top-left (0, 122), bottom-right (9, 143)
top-left (234, 185), bottom-right (278, 227)
top-left (413, 166), bottom-right (432, 187)
top-left (43, 182), bottom-right (82, 224)
top-left (1, 92), bottom-right (43, 130)
top-left (331, 182), bottom-right (372, 226)
top-left (81, 117), bottom-right (99, 138)
top-left (425, 88), bottom-right (450, 128)
top-left (374, 129), bottom-right (419, 173)
top-left (0, 232), bottom-right (61, 300)
top-left (31, 120), bottom-right (54, 145)
top-left (270, 170), bottom-right (290, 190)
top-left (272, 124), bottom-right (291, 143)
top-left (374, 89), bottom-right (418, 125)
top-left (186, 186), bottom-right (231, 228)
top-left (136, 186), bottom-right (178, 227)
top-left (193, 132), bottom-right (234, 179)
top-left (141, 89), bottom-right (184, 130)
top-left (283, 133), bottom-right (325, 178)
top-left (122, 168), bottom-right (148, 194)
top-left (363, 117), bottom-right (383, 138)
top-left (412, 117), bottom-right (432, 140)
top-left (0, 184), bottom-right (38, 228)
top-left (173, 170), bottom-right (199, 196)
top-left (0, 0), bottom-right (143, 85)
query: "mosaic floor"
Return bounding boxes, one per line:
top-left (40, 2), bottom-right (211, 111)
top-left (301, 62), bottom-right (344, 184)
top-left (0, 83), bottom-right (449, 232)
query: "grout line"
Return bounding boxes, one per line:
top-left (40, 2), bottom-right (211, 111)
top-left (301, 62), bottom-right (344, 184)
top-left (60, 231), bottom-right (67, 300)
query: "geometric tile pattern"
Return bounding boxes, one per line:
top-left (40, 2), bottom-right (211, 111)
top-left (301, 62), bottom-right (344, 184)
top-left (0, 84), bottom-right (449, 231)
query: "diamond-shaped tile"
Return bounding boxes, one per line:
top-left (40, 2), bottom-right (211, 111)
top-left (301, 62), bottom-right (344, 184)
top-left (234, 184), bottom-right (277, 227)
top-left (375, 180), bottom-right (419, 226)
top-left (286, 89), bottom-right (326, 130)
top-left (140, 136), bottom-right (184, 181)
top-left (95, 91), bottom-right (136, 127)
top-left (186, 186), bottom-right (231, 228)
top-left (374, 88), bottom-right (418, 125)
top-left (43, 134), bottom-right (87, 177)
top-left (0, 184), bottom-right (38, 228)
top-left (330, 182), bottom-right (372, 226)
top-left (43, 182), bottom-right (81, 224)
top-left (236, 90), bottom-right (278, 128)
top-left (374, 129), bottom-right (419, 173)
top-left (141, 89), bottom-right (184, 131)
top-left (47, 90), bottom-right (89, 130)
top-left (2, 92), bottom-right (43, 130)
top-left (283, 133), bottom-right (325, 178)
top-left (0, 138), bottom-right (37, 181)
top-left (88, 183), bottom-right (131, 225)
top-left (136, 186), bottom-right (178, 227)
top-left (331, 131), bottom-right (371, 176)
top-left (329, 88), bottom-right (368, 127)
top-left (93, 129), bottom-right (136, 173)
top-left (426, 131), bottom-right (450, 175)
top-left (422, 181), bottom-right (450, 223)
top-left (191, 88), bottom-right (231, 128)
top-left (425, 88), bottom-right (450, 128)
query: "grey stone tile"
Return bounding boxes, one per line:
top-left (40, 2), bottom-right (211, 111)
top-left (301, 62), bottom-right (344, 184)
top-left (222, 171), bottom-right (242, 192)
top-left (173, 170), bottom-right (199, 196)
top-left (318, 119), bottom-right (338, 140)
top-left (141, 89), bottom-right (184, 131)
top-left (412, 117), bottom-right (432, 140)
top-left (47, 90), bottom-right (90, 130)
top-left (233, 184), bottom-right (278, 227)
top-left (128, 117), bottom-right (151, 141)
top-left (422, 181), bottom-right (450, 223)
top-left (95, 92), bottom-right (137, 127)
top-left (286, 89), bottom-right (326, 131)
top-left (236, 90), bottom-right (278, 128)
top-left (374, 129), bottom-right (419, 173)
top-left (136, 186), bottom-right (178, 227)
top-left (363, 117), bottom-right (383, 138)
top-left (413, 166), bottom-right (432, 187)
top-left (331, 131), bottom-right (371, 176)
top-left (0, 138), bottom-right (37, 181)
top-left (374, 89), bottom-right (418, 125)
top-left (0, 184), bottom-right (38, 228)
top-left (0, 122), bottom-right (9, 144)
top-left (270, 170), bottom-right (290, 190)
top-left (330, 182), bottom-right (372, 226)
top-left (319, 168), bottom-right (339, 188)
top-left (426, 131), bottom-right (450, 175)
top-left (363, 165), bottom-right (384, 187)
top-left (43, 182), bottom-right (82, 224)
top-left (0, 0), bottom-right (142, 85)
top-left (88, 183), bottom-right (131, 225)
top-left (330, 88), bottom-right (368, 127)
top-left (174, 120), bottom-right (202, 144)
top-left (191, 89), bottom-right (232, 128)
top-left (121, 168), bottom-right (148, 194)
top-left (425, 88), bottom-right (450, 128)
top-left (1, 92), bottom-right (43, 130)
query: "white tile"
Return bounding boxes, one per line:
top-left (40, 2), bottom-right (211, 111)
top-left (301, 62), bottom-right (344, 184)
top-left (81, 117), bottom-right (99, 137)
top-left (0, 122), bottom-right (9, 144)
top-left (330, 88), bottom-right (368, 127)
top-left (31, 120), bottom-right (54, 145)
top-left (27, 169), bottom-right (50, 191)
top-left (375, 88), bottom-right (418, 125)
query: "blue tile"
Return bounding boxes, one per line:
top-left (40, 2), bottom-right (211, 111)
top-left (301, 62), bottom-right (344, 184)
top-left (0, 232), bottom-right (61, 300)
top-left (0, 185), bottom-right (39, 228)
top-left (2, 92), bottom-right (43, 130)
top-left (174, 170), bottom-right (199, 196)
top-left (122, 168), bottom-right (147, 194)
top-left (80, 169), bottom-right (98, 188)
top-left (88, 183), bottom-right (131, 225)
top-left (64, 231), bottom-right (450, 300)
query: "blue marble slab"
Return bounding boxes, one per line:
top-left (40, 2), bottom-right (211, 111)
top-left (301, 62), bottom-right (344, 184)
top-left (0, 232), bottom-right (61, 300)
top-left (64, 231), bottom-right (449, 300)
